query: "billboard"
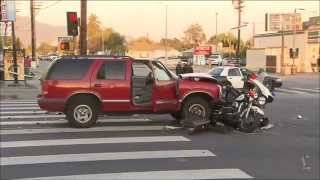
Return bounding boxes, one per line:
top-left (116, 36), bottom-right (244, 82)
top-left (194, 46), bottom-right (212, 55)
top-left (269, 13), bottom-right (302, 32)
top-left (0, 0), bottom-right (16, 22)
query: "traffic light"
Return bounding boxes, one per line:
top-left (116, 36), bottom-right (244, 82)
top-left (295, 48), bottom-right (299, 58)
top-left (67, 12), bottom-right (78, 36)
top-left (60, 42), bottom-right (70, 51)
top-left (289, 48), bottom-right (294, 58)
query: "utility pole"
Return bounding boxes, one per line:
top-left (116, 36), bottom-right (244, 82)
top-left (236, 0), bottom-right (242, 58)
top-left (79, 0), bottom-right (87, 55)
top-left (252, 22), bottom-right (255, 48)
top-left (215, 12), bottom-right (218, 36)
top-left (165, 5), bottom-right (168, 61)
top-left (281, 18), bottom-right (285, 74)
top-left (30, 0), bottom-right (36, 66)
top-left (11, 21), bottom-right (18, 84)
top-left (292, 9), bottom-right (304, 74)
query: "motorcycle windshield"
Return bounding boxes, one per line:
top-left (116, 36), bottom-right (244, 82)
top-left (252, 79), bottom-right (273, 98)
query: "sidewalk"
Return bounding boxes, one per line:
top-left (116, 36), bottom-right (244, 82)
top-left (0, 79), bottom-right (40, 100)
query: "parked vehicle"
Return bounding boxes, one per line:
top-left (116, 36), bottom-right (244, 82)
top-left (208, 66), bottom-right (245, 89)
top-left (222, 57), bottom-right (241, 66)
top-left (239, 68), bottom-right (282, 91)
top-left (206, 54), bottom-right (223, 66)
top-left (208, 66), bottom-right (282, 91)
top-left (38, 56), bottom-right (221, 128)
top-left (211, 73), bottom-right (272, 133)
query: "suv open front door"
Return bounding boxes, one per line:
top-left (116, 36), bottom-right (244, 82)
top-left (152, 61), bottom-right (179, 112)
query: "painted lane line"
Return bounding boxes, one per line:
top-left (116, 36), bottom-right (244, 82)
top-left (1, 150), bottom-right (215, 166)
top-left (290, 87), bottom-right (320, 93)
top-left (0, 118), bottom-right (151, 126)
top-left (16, 169), bottom-right (253, 180)
top-left (0, 114), bottom-right (65, 119)
top-left (0, 125), bottom-right (163, 135)
top-left (276, 88), bottom-right (309, 94)
top-left (1, 136), bottom-right (190, 148)
top-left (0, 111), bottom-right (47, 115)
top-left (0, 107), bottom-right (41, 110)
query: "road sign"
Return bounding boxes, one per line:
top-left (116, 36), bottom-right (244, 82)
top-left (3, 49), bottom-right (25, 81)
top-left (0, 0), bottom-right (16, 22)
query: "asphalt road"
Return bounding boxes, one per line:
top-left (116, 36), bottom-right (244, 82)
top-left (0, 73), bottom-right (319, 179)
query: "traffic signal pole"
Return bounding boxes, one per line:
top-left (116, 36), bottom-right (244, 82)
top-left (30, 0), bottom-right (36, 66)
top-left (79, 0), bottom-right (87, 55)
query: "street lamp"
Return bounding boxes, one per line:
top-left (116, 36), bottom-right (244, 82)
top-left (291, 8), bottom-right (305, 74)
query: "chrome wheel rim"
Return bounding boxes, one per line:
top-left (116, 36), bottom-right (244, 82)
top-left (188, 104), bottom-right (206, 121)
top-left (73, 104), bottom-right (92, 123)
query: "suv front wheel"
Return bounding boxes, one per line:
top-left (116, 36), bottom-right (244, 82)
top-left (66, 97), bottom-right (98, 128)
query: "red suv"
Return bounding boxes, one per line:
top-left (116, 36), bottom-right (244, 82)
top-left (38, 56), bottom-right (221, 128)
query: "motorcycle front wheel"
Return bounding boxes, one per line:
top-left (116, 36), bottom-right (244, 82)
top-left (239, 112), bottom-right (259, 133)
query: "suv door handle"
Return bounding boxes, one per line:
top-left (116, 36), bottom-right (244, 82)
top-left (94, 84), bottom-right (102, 88)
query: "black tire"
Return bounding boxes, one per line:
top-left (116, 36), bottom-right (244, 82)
top-left (181, 97), bottom-right (211, 128)
top-left (239, 111), bottom-right (259, 133)
top-left (66, 96), bottom-right (99, 128)
top-left (171, 112), bottom-right (182, 124)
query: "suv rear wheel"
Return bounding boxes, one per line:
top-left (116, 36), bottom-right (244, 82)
top-left (66, 97), bottom-right (98, 128)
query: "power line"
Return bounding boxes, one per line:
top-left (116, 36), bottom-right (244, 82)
top-left (39, 0), bottom-right (63, 11)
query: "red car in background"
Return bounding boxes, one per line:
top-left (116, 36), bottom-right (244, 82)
top-left (38, 56), bottom-right (221, 128)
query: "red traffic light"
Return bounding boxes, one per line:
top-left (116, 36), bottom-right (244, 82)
top-left (69, 12), bottom-right (77, 22)
top-left (67, 12), bottom-right (78, 36)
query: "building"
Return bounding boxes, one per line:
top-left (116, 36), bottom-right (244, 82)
top-left (127, 42), bottom-right (180, 59)
top-left (246, 16), bottom-right (319, 74)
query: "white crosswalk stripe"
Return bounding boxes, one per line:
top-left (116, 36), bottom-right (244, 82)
top-left (0, 110), bottom-right (48, 115)
top-left (0, 118), bottom-right (151, 125)
top-left (0, 114), bottom-right (65, 119)
top-left (275, 87), bottom-right (320, 95)
top-left (1, 136), bottom-right (190, 148)
top-left (16, 169), bottom-right (253, 180)
top-left (0, 100), bottom-right (253, 179)
top-left (0, 107), bottom-right (41, 110)
top-left (0, 125), bottom-right (165, 135)
top-left (1, 150), bottom-right (215, 165)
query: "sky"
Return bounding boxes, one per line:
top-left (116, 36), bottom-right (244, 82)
top-left (16, 0), bottom-right (320, 41)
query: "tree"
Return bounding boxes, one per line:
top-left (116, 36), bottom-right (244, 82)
top-left (183, 24), bottom-right (206, 47)
top-left (87, 14), bottom-right (102, 53)
top-left (208, 32), bottom-right (250, 58)
top-left (37, 42), bottom-right (57, 55)
top-left (0, 37), bottom-right (24, 50)
top-left (103, 28), bottom-right (127, 55)
top-left (16, 38), bottom-right (24, 50)
top-left (160, 38), bottom-right (192, 51)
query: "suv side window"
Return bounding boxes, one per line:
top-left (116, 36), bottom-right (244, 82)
top-left (132, 62), bottom-right (152, 77)
top-left (46, 59), bottom-right (92, 80)
top-left (153, 62), bottom-right (171, 81)
top-left (97, 61), bottom-right (126, 80)
top-left (228, 68), bottom-right (241, 76)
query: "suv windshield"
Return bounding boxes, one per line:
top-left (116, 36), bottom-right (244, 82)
top-left (208, 68), bottom-right (223, 76)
